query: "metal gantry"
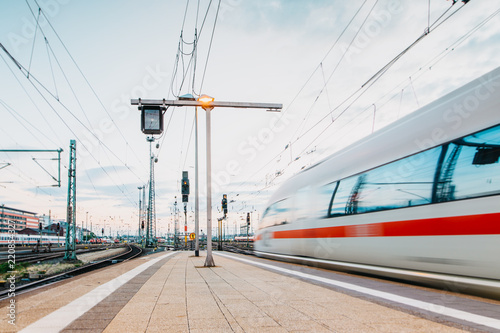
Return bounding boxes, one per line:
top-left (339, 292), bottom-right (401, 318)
top-left (131, 97), bottom-right (282, 266)
top-left (64, 140), bottom-right (77, 261)
top-left (0, 148), bottom-right (63, 187)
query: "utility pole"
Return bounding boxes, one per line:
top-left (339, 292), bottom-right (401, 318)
top-left (64, 140), bottom-right (77, 261)
top-left (131, 97), bottom-right (282, 267)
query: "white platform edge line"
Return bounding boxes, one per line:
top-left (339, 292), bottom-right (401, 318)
top-left (254, 251), bottom-right (500, 289)
top-left (19, 251), bottom-right (177, 333)
top-left (215, 252), bottom-right (500, 330)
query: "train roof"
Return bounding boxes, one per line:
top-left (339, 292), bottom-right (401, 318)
top-left (268, 66), bottom-right (500, 205)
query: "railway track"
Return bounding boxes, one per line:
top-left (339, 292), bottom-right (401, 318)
top-left (0, 244), bottom-right (143, 300)
top-left (0, 244), bottom-right (123, 264)
top-left (222, 244), bottom-right (254, 256)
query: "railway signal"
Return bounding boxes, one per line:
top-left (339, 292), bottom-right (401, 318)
top-left (181, 171), bottom-right (189, 203)
top-left (246, 212), bottom-right (250, 248)
top-left (222, 194), bottom-right (228, 216)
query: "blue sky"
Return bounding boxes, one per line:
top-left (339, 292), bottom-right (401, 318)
top-left (0, 0), bottom-right (499, 236)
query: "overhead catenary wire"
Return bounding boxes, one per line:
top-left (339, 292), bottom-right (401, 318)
top-left (0, 45), bottom-right (138, 207)
top-left (0, 99), bottom-right (57, 148)
top-left (0, 44), bottom-right (144, 185)
top-left (228, 0), bottom-right (484, 202)
top-left (1, 4), bottom-right (148, 191)
top-left (0, 52), bottom-right (63, 145)
top-left (24, 0), bottom-right (92, 128)
top-left (27, 0), bottom-right (148, 174)
top-left (290, 0), bottom-right (379, 145)
top-left (292, 0), bottom-right (472, 158)
top-left (226, 0), bottom-right (375, 199)
top-left (193, 0), bottom-right (221, 96)
top-left (44, 37), bottom-right (59, 101)
top-left (27, 6), bottom-right (41, 79)
top-left (161, 0), bottom-right (222, 180)
top-left (361, 0), bottom-right (469, 89)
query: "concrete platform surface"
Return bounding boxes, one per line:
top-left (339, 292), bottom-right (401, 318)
top-left (1, 251), bottom-right (467, 332)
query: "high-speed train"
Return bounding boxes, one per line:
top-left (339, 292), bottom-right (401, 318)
top-left (254, 67), bottom-right (500, 297)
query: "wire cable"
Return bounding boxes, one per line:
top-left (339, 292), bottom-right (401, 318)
top-left (0, 52), bottom-right (63, 145)
top-left (29, 0), bottom-right (148, 174)
top-left (1, 45), bottom-right (138, 206)
top-left (193, 0), bottom-right (221, 95)
top-left (27, 6), bottom-right (40, 79)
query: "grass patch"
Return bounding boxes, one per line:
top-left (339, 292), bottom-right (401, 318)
top-left (0, 262), bottom-right (30, 274)
top-left (1, 261), bottom-right (83, 280)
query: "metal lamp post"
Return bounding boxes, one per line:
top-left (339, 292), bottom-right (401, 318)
top-left (199, 95), bottom-right (215, 266)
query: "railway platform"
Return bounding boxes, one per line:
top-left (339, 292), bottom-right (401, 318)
top-left (1, 250), bottom-right (499, 332)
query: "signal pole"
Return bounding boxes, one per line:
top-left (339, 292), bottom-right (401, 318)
top-left (246, 212), bottom-right (250, 248)
top-left (181, 171), bottom-right (189, 249)
top-left (137, 186), bottom-right (143, 241)
top-left (174, 197), bottom-right (178, 249)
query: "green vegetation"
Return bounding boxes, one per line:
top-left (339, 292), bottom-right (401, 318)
top-left (1, 261), bottom-right (82, 281)
top-left (0, 261), bottom-right (30, 274)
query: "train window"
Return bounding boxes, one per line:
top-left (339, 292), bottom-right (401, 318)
top-left (329, 147), bottom-right (439, 216)
top-left (435, 124), bottom-right (500, 201)
top-left (259, 198), bottom-right (292, 229)
top-left (294, 187), bottom-right (310, 220)
top-left (318, 182), bottom-right (338, 218)
top-left (354, 147), bottom-right (439, 213)
top-left (330, 177), bottom-right (359, 216)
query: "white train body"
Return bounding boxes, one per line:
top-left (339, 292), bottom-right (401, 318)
top-left (0, 233), bottom-right (65, 246)
top-left (255, 67), bottom-right (500, 287)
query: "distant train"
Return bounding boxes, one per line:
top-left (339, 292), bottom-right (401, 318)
top-left (234, 236), bottom-right (254, 242)
top-left (0, 233), bottom-right (66, 246)
top-left (255, 67), bottom-right (500, 297)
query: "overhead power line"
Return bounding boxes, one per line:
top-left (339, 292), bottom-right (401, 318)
top-left (26, 0), bottom-right (148, 174)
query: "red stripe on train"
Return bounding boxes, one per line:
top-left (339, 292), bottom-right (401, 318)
top-left (271, 212), bottom-right (500, 239)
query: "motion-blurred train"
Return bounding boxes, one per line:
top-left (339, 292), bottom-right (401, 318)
top-left (255, 67), bottom-right (500, 297)
top-left (0, 233), bottom-right (65, 246)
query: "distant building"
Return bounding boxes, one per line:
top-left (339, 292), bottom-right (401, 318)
top-left (48, 223), bottom-right (65, 236)
top-left (0, 205), bottom-right (41, 233)
top-left (17, 228), bottom-right (39, 235)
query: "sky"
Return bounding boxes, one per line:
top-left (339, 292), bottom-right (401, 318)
top-left (0, 0), bottom-right (499, 237)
